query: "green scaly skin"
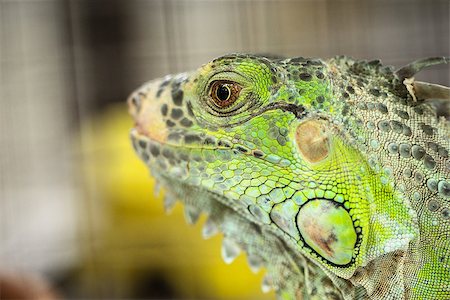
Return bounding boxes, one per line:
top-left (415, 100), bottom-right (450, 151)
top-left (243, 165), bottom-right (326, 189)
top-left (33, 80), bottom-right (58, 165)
top-left (128, 54), bottom-right (450, 299)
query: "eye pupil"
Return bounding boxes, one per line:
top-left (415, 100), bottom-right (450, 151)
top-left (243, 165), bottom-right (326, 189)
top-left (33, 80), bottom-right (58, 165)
top-left (209, 80), bottom-right (242, 109)
top-left (216, 85), bottom-right (230, 101)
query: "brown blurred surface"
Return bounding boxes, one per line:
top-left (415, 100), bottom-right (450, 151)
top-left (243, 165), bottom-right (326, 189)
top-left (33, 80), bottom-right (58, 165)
top-left (0, 271), bottom-right (60, 300)
top-left (0, 0), bottom-right (448, 299)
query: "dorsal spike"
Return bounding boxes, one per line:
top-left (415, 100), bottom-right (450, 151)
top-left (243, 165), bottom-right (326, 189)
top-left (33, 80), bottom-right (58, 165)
top-left (163, 193), bottom-right (177, 213)
top-left (413, 81), bottom-right (450, 101)
top-left (395, 56), bottom-right (450, 80)
top-left (247, 252), bottom-right (263, 273)
top-left (202, 217), bottom-right (219, 239)
top-left (153, 181), bottom-right (161, 197)
top-left (221, 237), bottom-right (241, 264)
top-left (261, 274), bottom-right (274, 293)
top-left (184, 205), bottom-right (201, 225)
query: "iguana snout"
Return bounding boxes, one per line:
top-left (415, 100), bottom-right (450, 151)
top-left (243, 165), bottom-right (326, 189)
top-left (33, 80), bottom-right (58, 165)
top-left (128, 79), bottom-right (170, 144)
top-left (128, 73), bottom-right (193, 141)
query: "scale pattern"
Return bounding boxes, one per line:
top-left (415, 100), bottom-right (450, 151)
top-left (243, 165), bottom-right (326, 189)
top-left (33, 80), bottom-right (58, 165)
top-left (128, 54), bottom-right (450, 299)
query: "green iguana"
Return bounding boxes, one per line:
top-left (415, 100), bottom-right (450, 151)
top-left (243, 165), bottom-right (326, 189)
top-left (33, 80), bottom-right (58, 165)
top-left (128, 54), bottom-right (450, 299)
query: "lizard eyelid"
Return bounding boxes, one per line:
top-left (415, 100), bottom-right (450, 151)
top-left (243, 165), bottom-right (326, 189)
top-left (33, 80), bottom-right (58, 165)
top-left (209, 80), bottom-right (242, 109)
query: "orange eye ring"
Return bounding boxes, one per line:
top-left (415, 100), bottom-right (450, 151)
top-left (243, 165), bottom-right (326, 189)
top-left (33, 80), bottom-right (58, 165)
top-left (210, 80), bottom-right (242, 108)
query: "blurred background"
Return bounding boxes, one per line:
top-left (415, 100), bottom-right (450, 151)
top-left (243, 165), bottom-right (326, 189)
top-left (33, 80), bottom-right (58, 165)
top-left (0, 0), bottom-right (449, 299)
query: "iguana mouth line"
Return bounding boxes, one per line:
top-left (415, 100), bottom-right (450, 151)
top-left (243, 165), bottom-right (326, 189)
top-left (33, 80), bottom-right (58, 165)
top-left (130, 128), bottom-right (293, 168)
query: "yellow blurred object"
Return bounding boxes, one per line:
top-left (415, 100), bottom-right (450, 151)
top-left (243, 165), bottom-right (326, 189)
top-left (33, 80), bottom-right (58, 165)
top-left (78, 103), bottom-right (273, 299)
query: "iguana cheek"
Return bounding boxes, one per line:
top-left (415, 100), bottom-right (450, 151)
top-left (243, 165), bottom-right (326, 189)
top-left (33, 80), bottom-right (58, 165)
top-left (297, 199), bottom-right (357, 265)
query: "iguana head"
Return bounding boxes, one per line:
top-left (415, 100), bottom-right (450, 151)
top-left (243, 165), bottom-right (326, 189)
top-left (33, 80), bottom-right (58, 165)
top-left (128, 54), bottom-right (423, 297)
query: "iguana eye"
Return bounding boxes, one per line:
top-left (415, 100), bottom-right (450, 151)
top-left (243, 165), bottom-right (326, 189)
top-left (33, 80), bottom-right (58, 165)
top-left (210, 80), bottom-right (242, 108)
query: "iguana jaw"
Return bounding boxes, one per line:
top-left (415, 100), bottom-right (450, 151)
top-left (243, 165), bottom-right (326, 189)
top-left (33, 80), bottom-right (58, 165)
top-left (130, 128), bottom-right (309, 294)
top-left (129, 127), bottom-right (361, 296)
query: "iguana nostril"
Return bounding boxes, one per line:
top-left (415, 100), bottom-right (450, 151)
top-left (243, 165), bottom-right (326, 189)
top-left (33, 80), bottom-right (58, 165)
top-left (129, 93), bottom-right (141, 112)
top-left (127, 93), bottom-right (144, 120)
top-left (133, 94), bottom-right (140, 108)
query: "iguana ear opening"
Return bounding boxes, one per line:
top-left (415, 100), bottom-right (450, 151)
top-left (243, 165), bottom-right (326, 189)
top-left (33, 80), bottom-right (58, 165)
top-left (295, 119), bottom-right (330, 164)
